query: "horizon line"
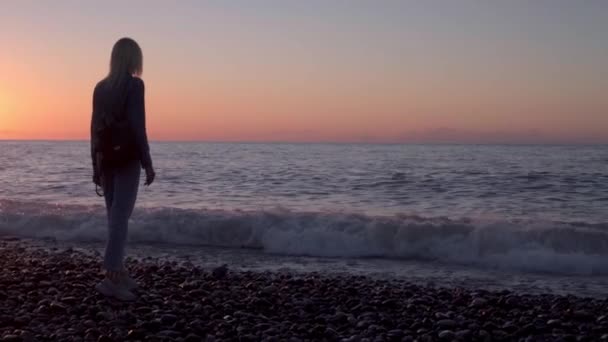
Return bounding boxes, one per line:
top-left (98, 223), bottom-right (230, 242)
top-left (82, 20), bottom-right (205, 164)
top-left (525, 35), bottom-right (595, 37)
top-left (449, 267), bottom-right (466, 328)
top-left (1, 138), bottom-right (606, 146)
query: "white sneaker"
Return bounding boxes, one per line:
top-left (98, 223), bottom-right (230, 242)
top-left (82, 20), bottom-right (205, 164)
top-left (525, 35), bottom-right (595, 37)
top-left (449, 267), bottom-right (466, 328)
top-left (95, 278), bottom-right (137, 301)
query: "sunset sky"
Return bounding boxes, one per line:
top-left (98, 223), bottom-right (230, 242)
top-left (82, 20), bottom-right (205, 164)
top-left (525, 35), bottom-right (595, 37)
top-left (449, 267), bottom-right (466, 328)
top-left (1, 1), bottom-right (607, 143)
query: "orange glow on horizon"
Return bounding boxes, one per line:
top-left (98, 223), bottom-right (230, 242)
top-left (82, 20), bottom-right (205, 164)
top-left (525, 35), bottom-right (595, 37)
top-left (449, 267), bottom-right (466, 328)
top-left (1, 2), bottom-right (607, 144)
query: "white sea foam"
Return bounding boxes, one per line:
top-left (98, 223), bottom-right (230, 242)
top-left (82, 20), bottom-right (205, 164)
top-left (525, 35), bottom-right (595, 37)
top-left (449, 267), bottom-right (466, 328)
top-left (1, 199), bottom-right (607, 275)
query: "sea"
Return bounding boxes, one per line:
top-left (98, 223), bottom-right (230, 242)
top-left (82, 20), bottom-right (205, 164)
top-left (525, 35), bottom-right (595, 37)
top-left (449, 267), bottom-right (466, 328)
top-left (1, 141), bottom-right (607, 296)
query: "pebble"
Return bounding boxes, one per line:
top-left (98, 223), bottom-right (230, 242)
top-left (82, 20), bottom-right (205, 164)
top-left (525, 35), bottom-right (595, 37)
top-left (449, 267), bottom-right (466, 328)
top-left (387, 329), bottom-right (403, 338)
top-left (126, 329), bottom-right (145, 340)
top-left (184, 334), bottom-right (201, 342)
top-left (49, 302), bottom-right (67, 312)
top-left (0, 240), bottom-right (606, 341)
top-left (455, 329), bottom-right (471, 339)
top-left (438, 330), bottom-right (455, 340)
top-left (470, 297), bottom-right (487, 307)
top-left (547, 319), bottom-right (562, 326)
top-left (160, 314), bottom-right (178, 325)
top-left (436, 319), bottom-right (457, 329)
top-left (212, 264), bottom-right (228, 279)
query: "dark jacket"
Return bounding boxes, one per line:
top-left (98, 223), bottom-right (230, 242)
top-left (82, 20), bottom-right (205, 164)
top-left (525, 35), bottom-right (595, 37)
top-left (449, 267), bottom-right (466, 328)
top-left (90, 75), bottom-right (153, 171)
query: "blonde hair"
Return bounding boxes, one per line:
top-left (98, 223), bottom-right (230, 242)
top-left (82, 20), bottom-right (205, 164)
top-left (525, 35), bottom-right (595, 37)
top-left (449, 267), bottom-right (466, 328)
top-left (106, 37), bottom-right (143, 86)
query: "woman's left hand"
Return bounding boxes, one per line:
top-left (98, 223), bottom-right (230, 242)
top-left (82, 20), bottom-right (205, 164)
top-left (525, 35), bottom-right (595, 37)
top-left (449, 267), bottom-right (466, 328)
top-left (93, 172), bottom-right (102, 186)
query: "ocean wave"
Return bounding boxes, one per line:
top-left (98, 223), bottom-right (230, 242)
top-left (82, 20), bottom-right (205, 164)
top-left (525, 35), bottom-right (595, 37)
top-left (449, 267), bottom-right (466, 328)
top-left (1, 199), bottom-right (607, 275)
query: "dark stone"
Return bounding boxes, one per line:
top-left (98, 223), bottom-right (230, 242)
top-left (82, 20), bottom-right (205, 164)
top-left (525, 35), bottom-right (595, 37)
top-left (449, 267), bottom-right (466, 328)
top-left (160, 314), bottom-right (178, 326)
top-left (438, 330), bottom-right (455, 340)
top-left (1, 336), bottom-right (22, 342)
top-left (491, 330), bottom-right (509, 340)
top-left (157, 330), bottom-right (180, 338)
top-left (470, 298), bottom-right (487, 307)
top-left (514, 324), bottom-right (536, 336)
top-left (573, 310), bottom-right (592, 321)
top-left (142, 319), bottom-right (162, 331)
top-left (49, 302), bottom-right (68, 312)
top-left (436, 319), bottom-right (457, 329)
top-left (184, 334), bottom-right (201, 342)
top-left (212, 265), bottom-right (228, 279)
top-left (126, 329), bottom-right (145, 340)
top-left (387, 329), bottom-right (403, 338)
top-left (548, 319), bottom-right (562, 327)
top-left (381, 299), bottom-right (397, 307)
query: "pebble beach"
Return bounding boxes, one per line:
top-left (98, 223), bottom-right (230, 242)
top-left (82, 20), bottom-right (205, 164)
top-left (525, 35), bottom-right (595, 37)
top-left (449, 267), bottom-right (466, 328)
top-left (1, 239), bottom-right (607, 342)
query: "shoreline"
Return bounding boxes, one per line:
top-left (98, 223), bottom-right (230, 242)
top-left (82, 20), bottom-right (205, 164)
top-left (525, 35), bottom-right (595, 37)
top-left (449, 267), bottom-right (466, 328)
top-left (1, 239), bottom-right (607, 341)
top-left (10, 236), bottom-right (608, 299)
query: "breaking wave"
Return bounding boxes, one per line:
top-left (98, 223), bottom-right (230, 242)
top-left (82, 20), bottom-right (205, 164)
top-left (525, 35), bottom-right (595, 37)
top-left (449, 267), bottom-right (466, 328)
top-left (1, 199), bottom-right (607, 275)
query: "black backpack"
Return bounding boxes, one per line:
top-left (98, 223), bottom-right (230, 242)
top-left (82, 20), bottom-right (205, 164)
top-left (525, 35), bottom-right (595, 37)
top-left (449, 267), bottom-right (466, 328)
top-left (96, 114), bottom-right (137, 168)
top-left (93, 79), bottom-right (138, 169)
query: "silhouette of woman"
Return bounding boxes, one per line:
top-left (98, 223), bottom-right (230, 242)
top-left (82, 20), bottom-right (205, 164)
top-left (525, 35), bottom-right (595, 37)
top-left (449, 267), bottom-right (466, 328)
top-left (90, 37), bottom-right (155, 300)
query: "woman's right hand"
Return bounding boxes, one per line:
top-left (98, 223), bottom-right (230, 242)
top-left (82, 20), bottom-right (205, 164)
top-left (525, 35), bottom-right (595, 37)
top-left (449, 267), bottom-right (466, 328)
top-left (145, 165), bottom-right (156, 186)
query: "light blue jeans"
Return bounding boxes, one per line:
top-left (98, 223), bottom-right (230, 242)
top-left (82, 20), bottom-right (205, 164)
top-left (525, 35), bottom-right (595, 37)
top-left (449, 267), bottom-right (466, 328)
top-left (102, 160), bottom-right (141, 272)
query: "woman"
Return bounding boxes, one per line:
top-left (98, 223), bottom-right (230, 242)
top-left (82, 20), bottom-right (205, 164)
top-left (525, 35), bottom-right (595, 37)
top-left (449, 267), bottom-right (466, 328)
top-left (91, 37), bottom-right (155, 301)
